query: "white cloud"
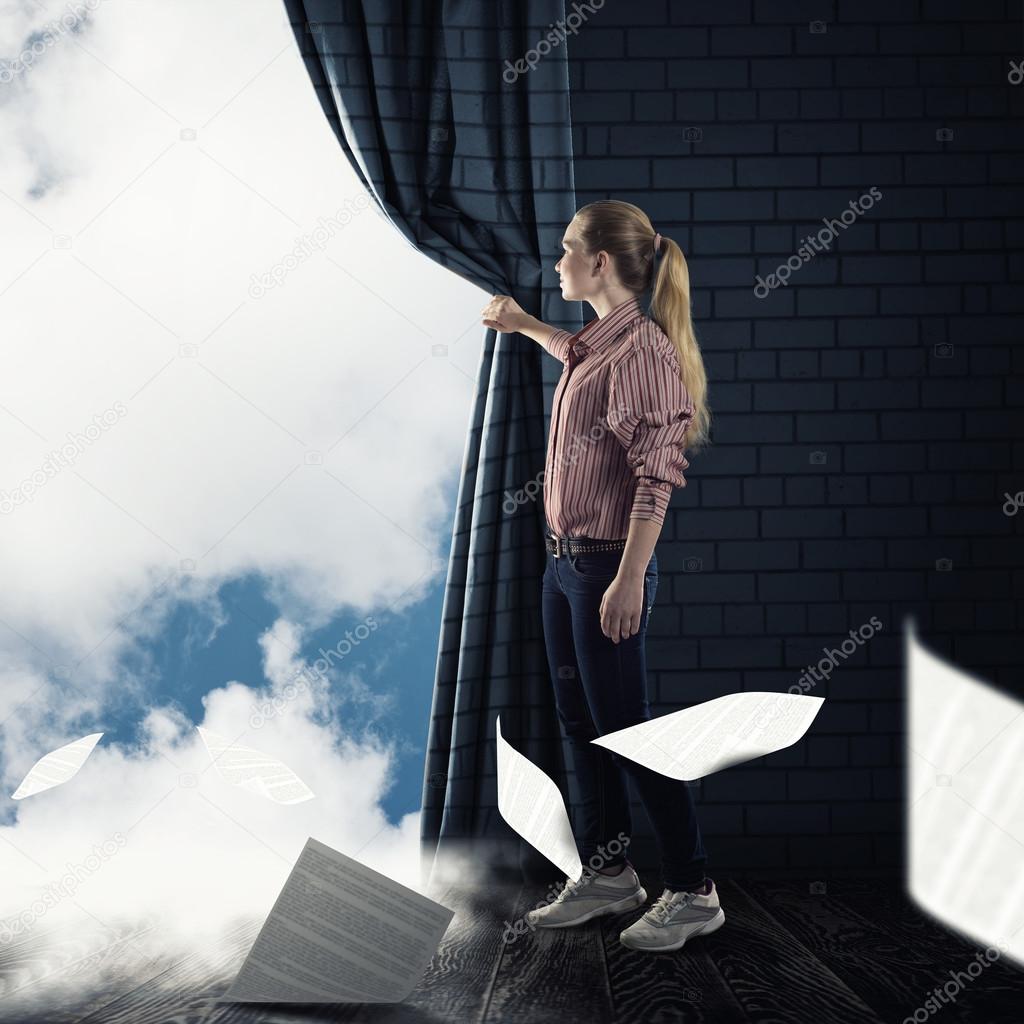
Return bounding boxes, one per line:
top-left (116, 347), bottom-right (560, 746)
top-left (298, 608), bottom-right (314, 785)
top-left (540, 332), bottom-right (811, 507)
top-left (0, 0), bottom-right (490, 997)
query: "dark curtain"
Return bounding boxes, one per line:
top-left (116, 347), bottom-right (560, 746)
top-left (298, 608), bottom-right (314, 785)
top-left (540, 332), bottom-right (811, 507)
top-left (281, 0), bottom-right (581, 883)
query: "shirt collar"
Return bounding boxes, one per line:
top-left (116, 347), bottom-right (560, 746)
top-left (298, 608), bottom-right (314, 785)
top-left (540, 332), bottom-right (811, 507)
top-left (572, 295), bottom-right (645, 356)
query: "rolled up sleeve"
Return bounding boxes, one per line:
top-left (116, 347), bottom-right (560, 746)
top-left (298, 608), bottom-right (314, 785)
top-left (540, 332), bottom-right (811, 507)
top-left (542, 328), bottom-right (574, 364)
top-left (608, 348), bottom-right (695, 526)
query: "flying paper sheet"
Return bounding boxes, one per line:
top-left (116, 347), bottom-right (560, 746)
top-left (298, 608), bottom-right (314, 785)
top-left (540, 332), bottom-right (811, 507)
top-left (592, 692), bottom-right (824, 780)
top-left (907, 620), bottom-right (1024, 968)
top-left (11, 733), bottom-right (104, 799)
top-left (495, 714), bottom-right (583, 881)
top-left (197, 727), bottom-right (314, 804)
top-left (220, 837), bottom-right (454, 1004)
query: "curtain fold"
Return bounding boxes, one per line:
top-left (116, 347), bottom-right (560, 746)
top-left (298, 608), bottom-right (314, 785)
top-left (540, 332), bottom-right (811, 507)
top-left (282, 0), bottom-right (580, 883)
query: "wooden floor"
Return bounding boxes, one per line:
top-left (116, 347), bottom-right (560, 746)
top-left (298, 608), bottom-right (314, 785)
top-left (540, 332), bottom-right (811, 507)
top-left (3, 875), bottom-right (1024, 1023)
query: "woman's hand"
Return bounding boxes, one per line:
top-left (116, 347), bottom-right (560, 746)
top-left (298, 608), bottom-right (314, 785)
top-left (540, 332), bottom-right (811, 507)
top-left (482, 295), bottom-right (529, 334)
top-left (599, 573), bottom-right (645, 643)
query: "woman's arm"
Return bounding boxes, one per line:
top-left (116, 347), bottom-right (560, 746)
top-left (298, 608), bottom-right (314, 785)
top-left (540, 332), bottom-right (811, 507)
top-left (481, 295), bottom-right (564, 351)
top-left (598, 516), bottom-right (662, 643)
top-left (515, 315), bottom-right (559, 346)
top-left (619, 516), bottom-right (662, 586)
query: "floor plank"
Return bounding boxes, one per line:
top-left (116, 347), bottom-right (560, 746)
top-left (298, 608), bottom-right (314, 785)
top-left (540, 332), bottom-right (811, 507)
top-left (398, 879), bottom-right (524, 1023)
top-left (482, 881), bottom-right (616, 1024)
top-left (747, 878), bottom-right (1024, 1024)
top-left (599, 868), bottom-right (747, 1024)
top-left (703, 880), bottom-right (886, 1023)
top-left (0, 915), bottom-right (171, 1024)
top-left (68, 918), bottom-right (260, 1024)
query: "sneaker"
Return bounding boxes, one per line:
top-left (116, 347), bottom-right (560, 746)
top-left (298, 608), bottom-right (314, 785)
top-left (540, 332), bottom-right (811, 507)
top-left (526, 862), bottom-right (647, 929)
top-left (619, 879), bottom-right (725, 952)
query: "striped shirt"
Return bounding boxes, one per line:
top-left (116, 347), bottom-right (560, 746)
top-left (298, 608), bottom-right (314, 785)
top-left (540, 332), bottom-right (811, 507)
top-left (541, 295), bottom-right (695, 540)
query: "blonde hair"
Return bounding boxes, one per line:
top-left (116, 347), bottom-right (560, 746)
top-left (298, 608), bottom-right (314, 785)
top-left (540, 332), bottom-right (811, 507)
top-left (574, 200), bottom-right (711, 453)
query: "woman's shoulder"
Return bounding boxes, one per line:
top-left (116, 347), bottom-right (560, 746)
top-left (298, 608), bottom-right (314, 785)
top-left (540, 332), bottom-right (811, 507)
top-left (617, 315), bottom-right (679, 371)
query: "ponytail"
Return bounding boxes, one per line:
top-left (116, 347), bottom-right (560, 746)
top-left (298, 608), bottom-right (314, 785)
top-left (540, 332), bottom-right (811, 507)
top-left (576, 200), bottom-right (711, 454)
top-left (649, 237), bottom-right (709, 453)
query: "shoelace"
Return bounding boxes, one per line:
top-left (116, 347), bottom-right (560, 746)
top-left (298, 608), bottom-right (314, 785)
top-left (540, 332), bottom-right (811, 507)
top-left (549, 874), bottom-right (587, 904)
top-left (644, 888), bottom-right (699, 925)
top-left (553, 866), bottom-right (623, 903)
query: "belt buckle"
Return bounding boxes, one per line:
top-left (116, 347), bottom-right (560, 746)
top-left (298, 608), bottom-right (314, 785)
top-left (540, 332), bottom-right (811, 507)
top-left (552, 535), bottom-right (563, 558)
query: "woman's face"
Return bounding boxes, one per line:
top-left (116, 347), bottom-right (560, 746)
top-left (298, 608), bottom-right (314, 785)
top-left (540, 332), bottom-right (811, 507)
top-left (555, 222), bottom-right (589, 302)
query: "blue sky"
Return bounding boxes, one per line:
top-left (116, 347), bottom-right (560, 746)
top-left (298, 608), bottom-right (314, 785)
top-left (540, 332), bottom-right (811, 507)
top-left (120, 571), bottom-right (449, 821)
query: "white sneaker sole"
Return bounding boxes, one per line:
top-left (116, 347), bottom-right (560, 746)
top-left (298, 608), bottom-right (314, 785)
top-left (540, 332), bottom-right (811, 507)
top-left (619, 906), bottom-right (726, 952)
top-left (529, 887), bottom-right (648, 929)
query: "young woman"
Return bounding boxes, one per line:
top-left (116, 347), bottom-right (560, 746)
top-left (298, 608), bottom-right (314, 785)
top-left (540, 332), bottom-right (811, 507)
top-left (480, 200), bottom-right (723, 953)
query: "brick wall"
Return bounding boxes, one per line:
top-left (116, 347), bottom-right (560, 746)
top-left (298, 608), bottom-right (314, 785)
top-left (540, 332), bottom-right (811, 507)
top-left (545, 0), bottom-right (1024, 877)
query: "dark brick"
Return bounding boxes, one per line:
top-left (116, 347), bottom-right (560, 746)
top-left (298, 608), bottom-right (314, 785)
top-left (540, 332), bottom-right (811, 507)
top-left (789, 769), bottom-right (872, 800)
top-left (803, 540), bottom-right (886, 569)
top-left (879, 223), bottom-right (919, 250)
top-left (737, 156), bottom-right (817, 187)
top-left (701, 637), bottom-right (782, 668)
top-left (778, 121), bottom-right (858, 152)
top-left (785, 477), bottom-right (825, 503)
top-left (744, 477), bottom-right (784, 505)
top-left (718, 541), bottom-right (799, 570)
top-left (788, 836), bottom-right (874, 868)
top-left (703, 769), bottom-right (787, 802)
top-left (681, 605), bottom-right (723, 635)
top-left (674, 573), bottom-right (756, 603)
top-left (850, 735), bottom-right (892, 766)
top-left (723, 604), bottom-right (766, 633)
top-left (666, 59), bottom-right (749, 88)
top-left (626, 28), bottom-right (708, 57)
top-left (711, 26), bottom-right (793, 55)
top-left (807, 736), bottom-right (850, 766)
top-left (755, 381), bottom-right (835, 410)
top-left (718, 90), bottom-right (759, 120)
top-left (694, 190), bottom-right (775, 221)
top-left (712, 837), bottom-right (789, 869)
top-left (763, 510), bottom-right (843, 537)
top-left (778, 350), bottom-right (819, 378)
top-left (766, 604), bottom-right (807, 633)
top-left (748, 804), bottom-right (830, 833)
top-left (796, 412), bottom-right (876, 441)
top-left (759, 573), bottom-right (842, 602)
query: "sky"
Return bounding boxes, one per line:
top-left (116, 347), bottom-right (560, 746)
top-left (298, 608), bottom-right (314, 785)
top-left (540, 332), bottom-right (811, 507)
top-left (0, 0), bottom-right (491, 980)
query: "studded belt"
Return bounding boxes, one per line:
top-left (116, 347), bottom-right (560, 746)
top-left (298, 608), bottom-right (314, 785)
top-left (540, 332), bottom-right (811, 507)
top-left (545, 533), bottom-right (627, 558)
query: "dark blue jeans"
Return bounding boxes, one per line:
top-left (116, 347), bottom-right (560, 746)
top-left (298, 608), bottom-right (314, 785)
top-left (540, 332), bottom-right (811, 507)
top-left (541, 538), bottom-right (707, 891)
